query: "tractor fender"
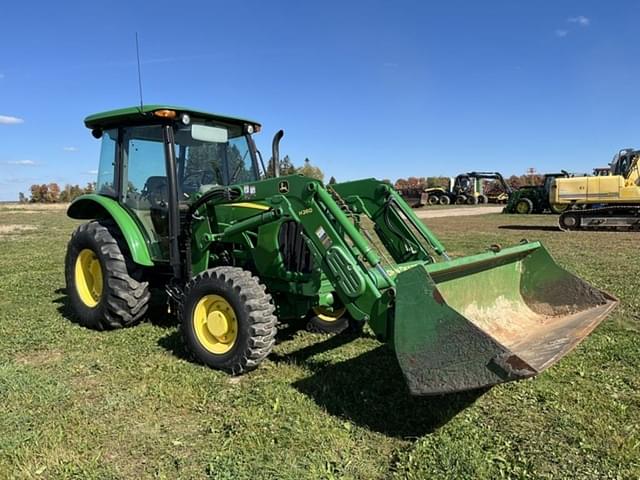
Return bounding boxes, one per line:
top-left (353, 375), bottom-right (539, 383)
top-left (67, 194), bottom-right (154, 266)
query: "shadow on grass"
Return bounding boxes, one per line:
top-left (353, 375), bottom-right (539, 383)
top-left (157, 329), bottom-right (190, 359)
top-left (53, 288), bottom-right (77, 324)
top-left (53, 287), bottom-right (177, 329)
top-left (499, 224), bottom-right (561, 232)
top-left (273, 333), bottom-right (487, 438)
top-left (156, 318), bottom-right (314, 362)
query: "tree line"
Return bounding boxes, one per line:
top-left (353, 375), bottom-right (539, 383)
top-left (20, 183), bottom-right (96, 203)
top-left (267, 155), bottom-right (325, 181)
top-left (20, 155), bottom-right (327, 203)
top-left (21, 164), bottom-right (542, 203)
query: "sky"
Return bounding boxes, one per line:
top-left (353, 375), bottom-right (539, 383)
top-left (1, 0), bottom-right (639, 201)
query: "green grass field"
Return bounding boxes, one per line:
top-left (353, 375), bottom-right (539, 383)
top-left (1, 204), bottom-right (638, 479)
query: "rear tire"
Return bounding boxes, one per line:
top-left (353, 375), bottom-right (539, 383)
top-left (427, 195), bottom-right (439, 206)
top-left (515, 198), bottom-right (534, 214)
top-left (477, 194), bottom-right (488, 204)
top-left (439, 195), bottom-right (451, 205)
top-left (180, 267), bottom-right (277, 374)
top-left (65, 220), bottom-right (150, 330)
top-left (455, 195), bottom-right (467, 205)
top-left (466, 195), bottom-right (478, 205)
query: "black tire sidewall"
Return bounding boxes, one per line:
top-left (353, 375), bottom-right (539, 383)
top-left (307, 311), bottom-right (350, 334)
top-left (181, 274), bottom-right (251, 370)
top-left (65, 224), bottom-right (110, 330)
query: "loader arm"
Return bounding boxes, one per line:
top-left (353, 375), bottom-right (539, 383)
top-left (191, 175), bottom-right (617, 395)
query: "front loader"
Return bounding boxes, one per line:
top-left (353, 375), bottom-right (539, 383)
top-left (65, 105), bottom-right (617, 395)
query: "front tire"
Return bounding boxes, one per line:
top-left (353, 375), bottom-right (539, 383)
top-left (180, 267), bottom-right (277, 375)
top-left (65, 220), bottom-right (150, 330)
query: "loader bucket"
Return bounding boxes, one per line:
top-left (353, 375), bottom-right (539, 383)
top-left (393, 242), bottom-right (617, 395)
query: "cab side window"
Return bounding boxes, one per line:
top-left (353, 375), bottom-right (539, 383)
top-left (96, 129), bottom-right (117, 196)
top-left (121, 125), bottom-right (169, 259)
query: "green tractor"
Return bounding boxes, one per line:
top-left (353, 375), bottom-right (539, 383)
top-left (65, 105), bottom-right (617, 395)
top-left (504, 172), bottom-right (571, 214)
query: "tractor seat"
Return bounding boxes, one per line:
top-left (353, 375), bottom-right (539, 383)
top-left (142, 176), bottom-right (169, 207)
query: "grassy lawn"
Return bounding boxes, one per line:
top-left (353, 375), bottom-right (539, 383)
top-left (0, 205), bottom-right (638, 479)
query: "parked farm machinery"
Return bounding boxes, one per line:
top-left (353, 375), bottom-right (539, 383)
top-left (504, 172), bottom-right (571, 214)
top-left (552, 148), bottom-right (640, 231)
top-left (65, 105), bottom-right (617, 395)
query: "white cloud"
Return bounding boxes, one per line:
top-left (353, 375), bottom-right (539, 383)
top-left (555, 29), bottom-right (569, 37)
top-left (568, 16), bottom-right (590, 26)
top-left (63, 146), bottom-right (79, 152)
top-left (5, 160), bottom-right (37, 166)
top-left (87, 169), bottom-right (98, 175)
top-left (0, 115), bottom-right (24, 125)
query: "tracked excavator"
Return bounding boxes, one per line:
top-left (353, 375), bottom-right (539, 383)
top-left (552, 148), bottom-right (640, 231)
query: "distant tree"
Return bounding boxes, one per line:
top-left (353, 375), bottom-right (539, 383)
top-left (328, 176), bottom-right (337, 185)
top-left (59, 187), bottom-right (69, 203)
top-left (280, 155), bottom-right (296, 176)
top-left (506, 175), bottom-right (523, 190)
top-left (59, 184), bottom-right (86, 202)
top-left (297, 158), bottom-right (324, 181)
top-left (85, 182), bottom-right (96, 194)
top-left (47, 183), bottom-right (61, 202)
top-left (72, 184), bottom-right (85, 199)
top-left (267, 154), bottom-right (297, 177)
top-left (18, 192), bottom-right (26, 203)
top-left (425, 177), bottom-right (450, 189)
top-left (29, 184), bottom-right (46, 203)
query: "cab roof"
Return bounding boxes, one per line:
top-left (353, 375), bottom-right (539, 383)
top-left (84, 105), bottom-right (261, 130)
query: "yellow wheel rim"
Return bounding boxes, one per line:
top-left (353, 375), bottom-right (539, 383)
top-left (74, 249), bottom-right (103, 308)
top-left (551, 203), bottom-right (569, 213)
top-left (193, 294), bottom-right (238, 354)
top-left (313, 306), bottom-right (347, 323)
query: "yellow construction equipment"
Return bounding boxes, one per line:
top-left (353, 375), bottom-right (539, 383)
top-left (551, 148), bottom-right (640, 230)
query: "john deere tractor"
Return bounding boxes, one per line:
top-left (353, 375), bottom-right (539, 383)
top-left (65, 105), bottom-right (617, 395)
top-left (504, 172), bottom-right (571, 214)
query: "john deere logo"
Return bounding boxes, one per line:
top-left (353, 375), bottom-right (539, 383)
top-left (278, 181), bottom-right (289, 194)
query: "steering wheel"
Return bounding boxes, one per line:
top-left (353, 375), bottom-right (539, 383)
top-left (182, 169), bottom-right (206, 192)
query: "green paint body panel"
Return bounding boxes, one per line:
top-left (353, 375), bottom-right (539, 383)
top-left (84, 104), bottom-right (260, 130)
top-left (67, 194), bottom-right (154, 266)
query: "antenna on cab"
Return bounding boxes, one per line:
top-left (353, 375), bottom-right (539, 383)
top-left (135, 32), bottom-right (144, 111)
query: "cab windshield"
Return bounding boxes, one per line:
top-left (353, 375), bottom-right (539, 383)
top-left (174, 122), bottom-right (258, 195)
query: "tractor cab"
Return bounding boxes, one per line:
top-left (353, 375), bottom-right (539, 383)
top-left (85, 105), bottom-right (262, 260)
